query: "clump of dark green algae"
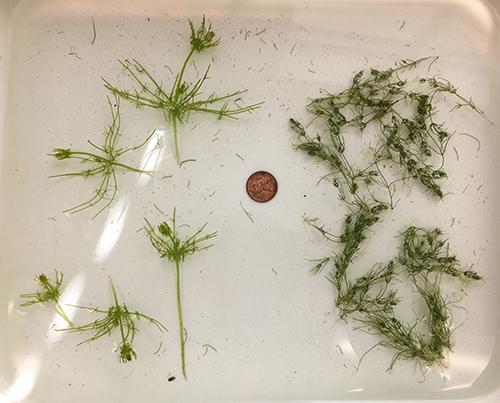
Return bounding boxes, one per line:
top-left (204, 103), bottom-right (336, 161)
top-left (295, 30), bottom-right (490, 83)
top-left (291, 57), bottom-right (488, 372)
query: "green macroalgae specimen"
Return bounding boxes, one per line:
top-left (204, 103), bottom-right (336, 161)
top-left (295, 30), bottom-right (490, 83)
top-left (49, 96), bottom-right (154, 219)
top-left (144, 208), bottom-right (217, 380)
top-left (104, 16), bottom-right (264, 164)
top-left (291, 57), bottom-right (486, 371)
top-left (59, 278), bottom-right (167, 363)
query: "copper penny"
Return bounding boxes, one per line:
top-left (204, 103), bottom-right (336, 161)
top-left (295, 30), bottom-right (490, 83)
top-left (246, 171), bottom-right (278, 202)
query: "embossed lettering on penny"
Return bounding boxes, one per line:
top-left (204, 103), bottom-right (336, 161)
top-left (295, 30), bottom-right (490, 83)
top-left (246, 171), bottom-right (278, 202)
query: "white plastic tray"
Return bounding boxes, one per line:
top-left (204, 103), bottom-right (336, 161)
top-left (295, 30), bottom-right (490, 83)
top-left (1, 0), bottom-right (500, 402)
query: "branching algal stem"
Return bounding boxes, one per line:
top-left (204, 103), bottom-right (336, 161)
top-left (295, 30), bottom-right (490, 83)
top-left (144, 208), bottom-right (217, 379)
top-left (58, 278), bottom-right (167, 363)
top-left (354, 226), bottom-right (482, 371)
top-left (355, 274), bottom-right (452, 372)
top-left (20, 269), bottom-right (73, 326)
top-left (103, 16), bottom-right (264, 164)
top-left (49, 96), bottom-right (155, 219)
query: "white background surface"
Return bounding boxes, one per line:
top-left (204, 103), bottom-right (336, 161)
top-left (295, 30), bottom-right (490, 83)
top-left (1, 0), bottom-right (500, 402)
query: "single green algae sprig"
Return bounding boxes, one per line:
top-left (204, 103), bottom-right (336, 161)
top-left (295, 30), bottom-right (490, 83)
top-left (144, 208), bottom-right (217, 380)
top-left (58, 278), bottom-right (167, 363)
top-left (49, 96), bottom-right (155, 219)
top-left (103, 16), bottom-right (264, 164)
